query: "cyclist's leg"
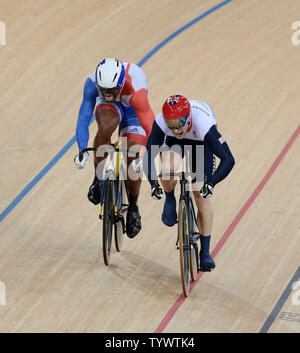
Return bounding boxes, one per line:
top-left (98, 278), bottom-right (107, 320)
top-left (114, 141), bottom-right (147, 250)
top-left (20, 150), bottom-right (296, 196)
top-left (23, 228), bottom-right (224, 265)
top-left (192, 186), bottom-right (213, 236)
top-left (88, 98), bottom-right (122, 205)
top-left (119, 106), bottom-right (145, 238)
top-left (192, 144), bottom-right (216, 270)
top-left (160, 137), bottom-right (184, 226)
top-left (160, 150), bottom-right (181, 191)
top-left (94, 98), bottom-right (122, 166)
top-left (125, 139), bottom-right (143, 207)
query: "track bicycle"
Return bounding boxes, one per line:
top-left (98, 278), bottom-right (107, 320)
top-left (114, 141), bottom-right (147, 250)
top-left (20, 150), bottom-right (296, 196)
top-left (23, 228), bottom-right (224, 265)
top-left (159, 171), bottom-right (200, 297)
top-left (79, 143), bottom-right (139, 265)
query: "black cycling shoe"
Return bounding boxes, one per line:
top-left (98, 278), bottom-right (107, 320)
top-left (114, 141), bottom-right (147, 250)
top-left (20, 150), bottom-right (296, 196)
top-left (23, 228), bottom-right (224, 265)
top-left (199, 254), bottom-right (216, 272)
top-left (198, 234), bottom-right (215, 272)
top-left (126, 205), bottom-right (141, 238)
top-left (87, 179), bottom-right (103, 205)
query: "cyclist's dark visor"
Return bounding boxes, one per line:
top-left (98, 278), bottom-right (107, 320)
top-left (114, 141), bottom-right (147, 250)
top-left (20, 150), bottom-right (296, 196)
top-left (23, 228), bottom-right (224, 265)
top-left (165, 114), bottom-right (189, 129)
top-left (98, 85), bottom-right (122, 93)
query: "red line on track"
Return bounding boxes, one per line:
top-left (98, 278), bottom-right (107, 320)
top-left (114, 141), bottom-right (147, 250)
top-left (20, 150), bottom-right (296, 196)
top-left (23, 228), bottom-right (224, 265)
top-left (154, 125), bottom-right (300, 333)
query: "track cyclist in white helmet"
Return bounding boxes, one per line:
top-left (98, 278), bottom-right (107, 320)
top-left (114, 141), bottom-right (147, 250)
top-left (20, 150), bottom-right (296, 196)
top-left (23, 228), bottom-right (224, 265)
top-left (74, 58), bottom-right (155, 238)
top-left (145, 95), bottom-right (235, 271)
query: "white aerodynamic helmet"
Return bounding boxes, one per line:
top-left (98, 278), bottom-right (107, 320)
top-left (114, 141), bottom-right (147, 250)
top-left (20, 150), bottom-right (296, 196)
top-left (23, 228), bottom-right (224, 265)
top-left (95, 58), bottom-right (125, 89)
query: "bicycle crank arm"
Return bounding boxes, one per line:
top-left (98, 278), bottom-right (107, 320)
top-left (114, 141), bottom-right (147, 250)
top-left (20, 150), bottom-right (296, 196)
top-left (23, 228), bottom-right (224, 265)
top-left (190, 233), bottom-right (201, 243)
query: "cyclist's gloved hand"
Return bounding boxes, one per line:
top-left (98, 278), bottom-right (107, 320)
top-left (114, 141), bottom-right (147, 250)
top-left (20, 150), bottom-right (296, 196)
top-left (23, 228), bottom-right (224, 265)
top-left (151, 181), bottom-right (163, 200)
top-left (200, 182), bottom-right (214, 198)
top-left (74, 151), bottom-right (89, 169)
top-left (132, 157), bottom-right (143, 173)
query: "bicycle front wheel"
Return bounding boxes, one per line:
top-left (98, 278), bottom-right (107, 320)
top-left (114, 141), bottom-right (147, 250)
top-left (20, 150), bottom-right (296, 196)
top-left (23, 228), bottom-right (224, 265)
top-left (103, 178), bottom-right (114, 265)
top-left (178, 198), bottom-right (190, 297)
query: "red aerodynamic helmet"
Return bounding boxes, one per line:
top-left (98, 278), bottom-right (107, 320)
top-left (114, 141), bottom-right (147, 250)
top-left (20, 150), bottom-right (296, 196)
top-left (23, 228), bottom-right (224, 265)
top-left (162, 95), bottom-right (191, 129)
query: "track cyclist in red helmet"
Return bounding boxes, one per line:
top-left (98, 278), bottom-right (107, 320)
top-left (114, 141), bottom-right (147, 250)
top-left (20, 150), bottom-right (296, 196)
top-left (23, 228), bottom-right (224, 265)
top-left (74, 58), bottom-right (155, 238)
top-left (145, 95), bottom-right (235, 271)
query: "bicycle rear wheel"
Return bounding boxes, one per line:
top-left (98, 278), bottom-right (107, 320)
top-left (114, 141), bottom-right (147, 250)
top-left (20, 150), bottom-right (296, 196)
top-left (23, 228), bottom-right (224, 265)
top-left (114, 222), bottom-right (123, 252)
top-left (178, 198), bottom-right (190, 297)
top-left (189, 198), bottom-right (199, 281)
top-left (115, 178), bottom-right (128, 252)
top-left (103, 177), bottom-right (114, 265)
top-left (114, 165), bottom-right (128, 252)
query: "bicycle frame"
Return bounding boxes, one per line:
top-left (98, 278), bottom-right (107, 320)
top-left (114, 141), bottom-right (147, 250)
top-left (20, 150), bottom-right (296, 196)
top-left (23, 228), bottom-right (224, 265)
top-left (180, 175), bottom-right (200, 243)
top-left (159, 171), bottom-right (200, 295)
top-left (78, 142), bottom-right (140, 265)
top-left (98, 142), bottom-right (126, 221)
top-left (79, 142), bottom-right (138, 221)
top-left (160, 172), bottom-right (198, 243)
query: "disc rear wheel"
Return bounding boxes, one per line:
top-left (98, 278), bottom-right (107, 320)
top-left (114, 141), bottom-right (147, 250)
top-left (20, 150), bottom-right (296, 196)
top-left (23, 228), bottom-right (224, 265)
top-left (189, 198), bottom-right (199, 281)
top-left (114, 171), bottom-right (128, 252)
top-left (190, 243), bottom-right (199, 281)
top-left (178, 199), bottom-right (190, 297)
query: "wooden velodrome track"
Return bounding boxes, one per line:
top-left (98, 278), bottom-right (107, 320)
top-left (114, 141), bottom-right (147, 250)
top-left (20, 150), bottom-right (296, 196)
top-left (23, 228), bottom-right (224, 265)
top-left (0, 0), bottom-right (299, 333)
